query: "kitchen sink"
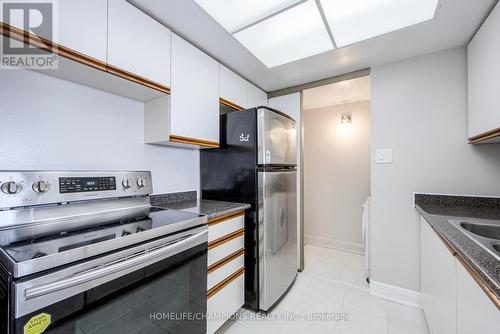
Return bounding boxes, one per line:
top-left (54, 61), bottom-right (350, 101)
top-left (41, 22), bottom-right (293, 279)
top-left (449, 219), bottom-right (500, 261)
top-left (459, 222), bottom-right (500, 240)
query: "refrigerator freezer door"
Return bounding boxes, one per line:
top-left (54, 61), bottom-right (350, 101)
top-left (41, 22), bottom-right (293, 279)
top-left (258, 170), bottom-right (298, 311)
top-left (257, 108), bottom-right (297, 165)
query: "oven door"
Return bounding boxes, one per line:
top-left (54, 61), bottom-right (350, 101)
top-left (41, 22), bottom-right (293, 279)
top-left (11, 227), bottom-right (208, 334)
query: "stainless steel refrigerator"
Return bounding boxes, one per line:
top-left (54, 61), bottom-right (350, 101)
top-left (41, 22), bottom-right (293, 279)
top-left (201, 106), bottom-right (298, 311)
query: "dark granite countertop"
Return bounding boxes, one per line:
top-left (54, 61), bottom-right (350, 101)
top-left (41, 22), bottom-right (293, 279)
top-left (415, 194), bottom-right (500, 307)
top-left (151, 191), bottom-right (251, 221)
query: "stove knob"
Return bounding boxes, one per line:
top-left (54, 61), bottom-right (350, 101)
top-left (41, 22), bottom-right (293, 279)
top-left (32, 180), bottom-right (50, 193)
top-left (122, 178), bottom-right (131, 189)
top-left (136, 178), bottom-right (146, 188)
top-left (1, 181), bottom-right (21, 194)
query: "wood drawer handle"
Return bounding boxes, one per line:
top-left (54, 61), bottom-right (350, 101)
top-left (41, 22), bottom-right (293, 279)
top-left (207, 267), bottom-right (245, 299)
top-left (208, 211), bottom-right (245, 226)
top-left (208, 228), bottom-right (244, 249)
top-left (208, 248), bottom-right (245, 274)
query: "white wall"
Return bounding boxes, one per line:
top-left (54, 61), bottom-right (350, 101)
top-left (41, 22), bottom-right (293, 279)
top-left (303, 101), bottom-right (371, 253)
top-left (370, 47), bottom-right (500, 293)
top-left (268, 93), bottom-right (303, 269)
top-left (0, 70), bottom-right (199, 194)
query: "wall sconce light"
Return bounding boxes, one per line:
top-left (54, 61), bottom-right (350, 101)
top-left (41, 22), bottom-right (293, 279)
top-left (341, 113), bottom-right (352, 125)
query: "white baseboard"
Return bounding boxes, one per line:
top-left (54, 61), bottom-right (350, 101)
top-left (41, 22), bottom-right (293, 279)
top-left (304, 234), bottom-right (364, 255)
top-left (369, 280), bottom-right (422, 309)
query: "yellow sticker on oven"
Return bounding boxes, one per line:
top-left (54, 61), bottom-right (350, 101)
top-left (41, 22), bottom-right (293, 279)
top-left (23, 313), bottom-right (51, 334)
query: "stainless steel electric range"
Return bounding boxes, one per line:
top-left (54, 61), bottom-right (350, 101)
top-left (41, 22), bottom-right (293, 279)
top-left (0, 171), bottom-right (208, 334)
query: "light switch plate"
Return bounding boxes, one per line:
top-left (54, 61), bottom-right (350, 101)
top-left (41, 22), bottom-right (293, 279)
top-left (376, 149), bottom-right (393, 164)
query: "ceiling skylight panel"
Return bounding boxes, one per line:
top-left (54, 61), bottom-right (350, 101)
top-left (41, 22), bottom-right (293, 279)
top-left (193, 0), bottom-right (302, 33)
top-left (320, 0), bottom-right (439, 47)
top-left (233, 0), bottom-right (334, 68)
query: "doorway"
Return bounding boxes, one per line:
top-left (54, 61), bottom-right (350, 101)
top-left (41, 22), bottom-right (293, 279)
top-left (301, 75), bottom-right (371, 258)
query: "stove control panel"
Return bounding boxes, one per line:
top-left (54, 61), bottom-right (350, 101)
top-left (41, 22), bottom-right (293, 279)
top-left (0, 171), bottom-right (152, 209)
top-left (59, 177), bottom-right (116, 193)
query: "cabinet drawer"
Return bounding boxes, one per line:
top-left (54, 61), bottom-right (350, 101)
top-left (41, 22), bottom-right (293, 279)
top-left (208, 213), bottom-right (244, 242)
top-left (208, 251), bottom-right (245, 290)
top-left (208, 232), bottom-right (244, 266)
top-left (207, 269), bottom-right (245, 334)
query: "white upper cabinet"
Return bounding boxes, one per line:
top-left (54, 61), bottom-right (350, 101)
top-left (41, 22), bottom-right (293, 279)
top-left (220, 65), bottom-right (247, 108)
top-left (170, 33), bottom-right (219, 143)
top-left (456, 261), bottom-right (500, 334)
top-left (57, 0), bottom-right (107, 62)
top-left (247, 83), bottom-right (268, 108)
top-left (468, 2), bottom-right (500, 141)
top-left (4, 0), bottom-right (107, 63)
top-left (108, 0), bottom-right (171, 86)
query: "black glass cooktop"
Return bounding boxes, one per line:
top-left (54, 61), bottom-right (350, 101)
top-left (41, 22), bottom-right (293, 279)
top-left (3, 207), bottom-right (204, 263)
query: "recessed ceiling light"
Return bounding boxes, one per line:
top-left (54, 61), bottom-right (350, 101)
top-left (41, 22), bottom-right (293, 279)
top-left (234, 0), bottom-right (334, 68)
top-left (320, 0), bottom-right (439, 47)
top-left (193, 0), bottom-right (301, 33)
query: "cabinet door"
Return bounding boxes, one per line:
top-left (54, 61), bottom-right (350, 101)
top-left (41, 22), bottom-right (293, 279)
top-left (420, 217), bottom-right (456, 334)
top-left (108, 0), bottom-right (171, 86)
top-left (220, 65), bottom-right (247, 108)
top-left (3, 0), bottom-right (107, 62)
top-left (58, 0), bottom-right (107, 62)
top-left (457, 262), bottom-right (500, 334)
top-left (420, 218), bottom-right (435, 331)
top-left (171, 34), bottom-right (219, 143)
top-left (468, 2), bottom-right (500, 137)
top-left (247, 82), bottom-right (268, 107)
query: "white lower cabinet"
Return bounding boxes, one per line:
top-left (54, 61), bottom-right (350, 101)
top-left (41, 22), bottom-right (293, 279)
top-left (206, 212), bottom-right (246, 334)
top-left (456, 262), bottom-right (500, 333)
top-left (420, 217), bottom-right (456, 334)
top-left (208, 235), bottom-right (244, 266)
top-left (207, 272), bottom-right (245, 334)
top-left (208, 214), bottom-right (244, 243)
top-left (208, 254), bottom-right (244, 291)
top-left (420, 216), bottom-right (500, 334)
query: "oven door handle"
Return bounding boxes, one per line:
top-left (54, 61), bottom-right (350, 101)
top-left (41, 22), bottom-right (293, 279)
top-left (24, 229), bottom-right (208, 300)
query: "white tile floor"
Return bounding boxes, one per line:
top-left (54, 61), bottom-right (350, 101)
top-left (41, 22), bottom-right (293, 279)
top-left (217, 244), bottom-right (429, 334)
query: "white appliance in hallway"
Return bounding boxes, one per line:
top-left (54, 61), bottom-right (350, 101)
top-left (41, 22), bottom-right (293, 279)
top-left (363, 196), bottom-right (371, 281)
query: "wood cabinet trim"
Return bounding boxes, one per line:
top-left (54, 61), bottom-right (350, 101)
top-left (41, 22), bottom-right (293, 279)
top-left (169, 135), bottom-right (219, 148)
top-left (107, 65), bottom-right (170, 94)
top-left (423, 219), bottom-right (500, 309)
top-left (455, 255), bottom-right (500, 310)
top-left (208, 228), bottom-right (245, 250)
top-left (468, 127), bottom-right (500, 144)
top-left (208, 248), bottom-right (245, 274)
top-left (0, 22), bottom-right (171, 95)
top-left (208, 211), bottom-right (245, 226)
top-left (207, 267), bottom-right (245, 299)
top-left (219, 97), bottom-right (244, 111)
top-left (0, 22), bottom-right (107, 71)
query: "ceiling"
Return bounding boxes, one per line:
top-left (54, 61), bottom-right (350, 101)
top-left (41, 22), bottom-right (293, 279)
top-left (131, 0), bottom-right (497, 92)
top-left (303, 76), bottom-right (371, 110)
